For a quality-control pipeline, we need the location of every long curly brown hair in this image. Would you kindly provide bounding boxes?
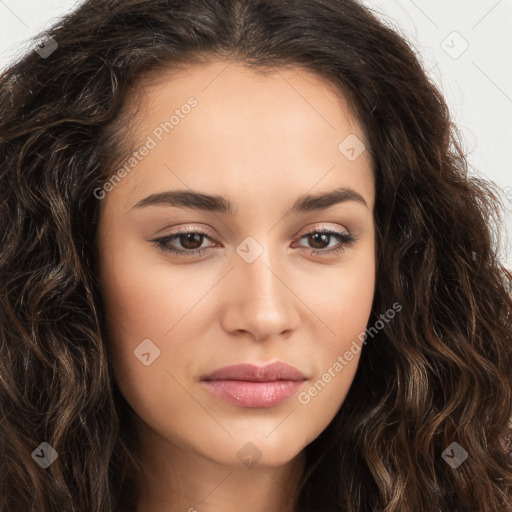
[1,0,511,510]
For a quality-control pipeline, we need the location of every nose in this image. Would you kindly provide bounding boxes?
[219,243,301,343]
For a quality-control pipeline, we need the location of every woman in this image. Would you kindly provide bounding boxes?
[1,0,511,511]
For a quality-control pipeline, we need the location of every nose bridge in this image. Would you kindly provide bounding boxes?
[236,234,285,303]
[225,233,298,337]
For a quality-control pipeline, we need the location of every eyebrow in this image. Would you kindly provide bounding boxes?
[131,186,368,215]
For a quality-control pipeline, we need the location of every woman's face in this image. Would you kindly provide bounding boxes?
[96,60,376,469]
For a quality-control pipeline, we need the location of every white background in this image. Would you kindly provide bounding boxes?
[1,0,511,267]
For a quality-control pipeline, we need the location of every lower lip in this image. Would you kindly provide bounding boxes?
[201,380,304,408]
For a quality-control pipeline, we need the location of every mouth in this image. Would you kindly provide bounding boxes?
[200,362,307,408]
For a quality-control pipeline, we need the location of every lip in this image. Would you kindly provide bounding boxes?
[201,362,307,408]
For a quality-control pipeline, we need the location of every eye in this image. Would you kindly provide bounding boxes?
[151,226,356,257]
[152,228,215,256]
[294,227,356,256]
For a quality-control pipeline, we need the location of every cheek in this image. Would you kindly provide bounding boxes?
[98,241,234,402]
[98,240,181,378]
[99,239,210,341]
[305,242,375,350]
[296,304,371,442]
[98,253,205,431]
[295,249,375,425]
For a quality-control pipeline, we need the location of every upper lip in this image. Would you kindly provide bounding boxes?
[201,362,306,382]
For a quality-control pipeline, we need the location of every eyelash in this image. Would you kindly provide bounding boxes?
[151,227,356,257]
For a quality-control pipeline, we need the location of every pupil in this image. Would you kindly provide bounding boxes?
[310,233,328,249]
[181,233,202,249]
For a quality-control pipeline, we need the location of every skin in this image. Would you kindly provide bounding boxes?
[96,60,376,512]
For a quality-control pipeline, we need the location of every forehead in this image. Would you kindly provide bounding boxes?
[132,59,364,145]
[103,60,374,213]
